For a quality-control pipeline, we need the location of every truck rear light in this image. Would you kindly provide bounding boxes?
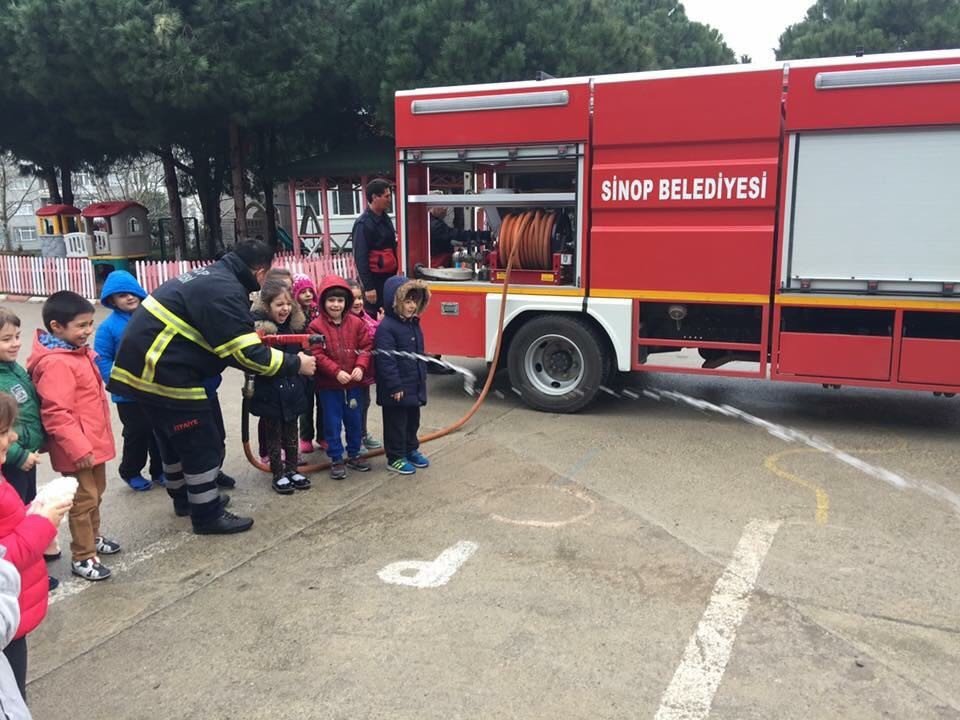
[815,64,960,90]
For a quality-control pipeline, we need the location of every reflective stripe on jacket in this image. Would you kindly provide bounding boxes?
[107,252,300,408]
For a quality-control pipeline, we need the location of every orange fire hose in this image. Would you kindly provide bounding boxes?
[502,209,554,272]
[242,218,525,474]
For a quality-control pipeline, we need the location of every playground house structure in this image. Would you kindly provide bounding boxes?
[60,201,152,275]
[35,204,82,257]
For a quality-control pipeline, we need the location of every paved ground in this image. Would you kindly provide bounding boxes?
[8,301,959,719]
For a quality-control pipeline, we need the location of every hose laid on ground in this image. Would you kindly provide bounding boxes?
[242,217,525,474]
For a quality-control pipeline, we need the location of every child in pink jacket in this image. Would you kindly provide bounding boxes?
[27,291,118,582]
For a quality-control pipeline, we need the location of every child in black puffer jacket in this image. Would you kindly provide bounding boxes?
[249,278,312,494]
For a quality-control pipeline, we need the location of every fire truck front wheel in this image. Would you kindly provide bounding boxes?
[507,315,609,413]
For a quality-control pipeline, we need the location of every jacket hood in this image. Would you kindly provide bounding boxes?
[250,295,305,335]
[317,274,353,312]
[384,276,430,319]
[100,270,147,305]
[26,329,82,374]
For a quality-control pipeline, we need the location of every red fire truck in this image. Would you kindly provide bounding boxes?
[391,49,960,412]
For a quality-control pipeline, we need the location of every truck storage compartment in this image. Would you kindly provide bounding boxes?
[777,307,893,380]
[781,127,960,296]
[419,291,486,357]
[898,310,960,386]
[400,145,581,287]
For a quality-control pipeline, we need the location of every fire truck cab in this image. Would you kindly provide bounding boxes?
[393,50,960,412]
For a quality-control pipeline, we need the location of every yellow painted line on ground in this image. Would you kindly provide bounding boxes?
[764,440,908,525]
[764,449,831,525]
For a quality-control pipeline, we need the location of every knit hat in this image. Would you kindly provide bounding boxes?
[291,273,317,301]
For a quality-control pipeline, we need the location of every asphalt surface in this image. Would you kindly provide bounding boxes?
[7,300,958,719]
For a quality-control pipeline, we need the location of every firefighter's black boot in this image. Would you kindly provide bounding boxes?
[169,486,190,517]
[215,471,236,489]
[193,510,254,535]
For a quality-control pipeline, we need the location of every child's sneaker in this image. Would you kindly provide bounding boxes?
[151,473,167,487]
[406,450,430,468]
[272,475,295,495]
[287,472,312,490]
[387,458,416,475]
[362,434,382,449]
[124,475,152,492]
[330,461,347,481]
[315,439,329,451]
[95,536,121,555]
[346,456,371,472]
[71,558,111,582]
[299,439,314,454]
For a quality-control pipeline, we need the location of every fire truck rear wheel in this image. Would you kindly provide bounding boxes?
[507,315,609,413]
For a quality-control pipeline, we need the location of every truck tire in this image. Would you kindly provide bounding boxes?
[507,315,609,413]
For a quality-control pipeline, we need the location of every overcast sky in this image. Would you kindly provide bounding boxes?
[681,0,815,63]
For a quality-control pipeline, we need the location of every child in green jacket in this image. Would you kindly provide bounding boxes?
[0,307,59,588]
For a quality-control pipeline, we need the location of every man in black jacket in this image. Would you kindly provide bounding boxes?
[352,178,397,316]
[429,204,463,268]
[108,240,316,534]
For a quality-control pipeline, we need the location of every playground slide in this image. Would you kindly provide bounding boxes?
[277,226,294,251]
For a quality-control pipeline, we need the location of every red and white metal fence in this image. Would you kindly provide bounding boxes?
[134,252,357,294]
[272,252,357,287]
[0,255,97,299]
[0,251,357,300]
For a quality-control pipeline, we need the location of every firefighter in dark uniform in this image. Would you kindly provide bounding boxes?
[107,240,317,534]
[352,178,397,317]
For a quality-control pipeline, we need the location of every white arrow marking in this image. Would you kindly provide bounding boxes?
[378,541,478,589]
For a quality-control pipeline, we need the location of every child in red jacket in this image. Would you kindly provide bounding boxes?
[0,391,71,701]
[308,276,372,480]
[27,291,118,582]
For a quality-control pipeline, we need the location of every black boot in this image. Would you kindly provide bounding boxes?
[169,487,188,516]
[215,471,236,489]
[174,494,230,518]
[192,510,254,535]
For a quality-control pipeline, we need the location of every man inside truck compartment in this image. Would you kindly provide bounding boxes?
[352,178,398,316]
[429,201,463,268]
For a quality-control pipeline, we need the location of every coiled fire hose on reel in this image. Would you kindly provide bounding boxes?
[241,213,533,474]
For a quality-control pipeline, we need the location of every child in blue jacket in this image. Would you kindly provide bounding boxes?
[94,270,163,491]
[374,277,431,475]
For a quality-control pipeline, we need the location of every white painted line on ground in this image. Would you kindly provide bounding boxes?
[378,540,478,589]
[49,533,192,605]
[654,519,781,720]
